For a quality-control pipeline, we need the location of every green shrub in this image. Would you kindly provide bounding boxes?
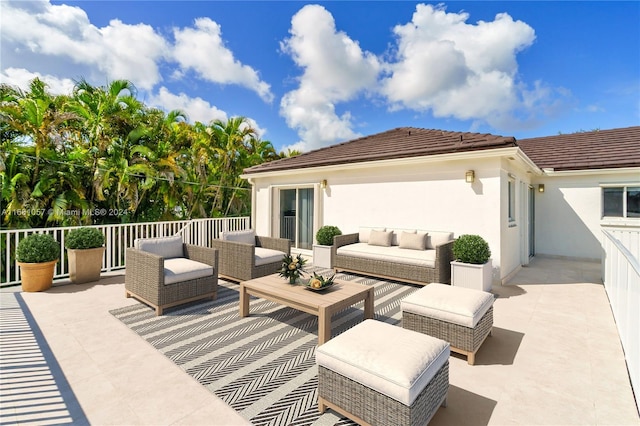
[452,234,491,264]
[315,226,342,246]
[16,234,61,263]
[65,227,105,250]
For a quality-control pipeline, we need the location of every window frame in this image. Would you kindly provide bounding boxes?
[601,184,640,219]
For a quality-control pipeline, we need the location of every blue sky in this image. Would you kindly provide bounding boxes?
[1,1,638,153]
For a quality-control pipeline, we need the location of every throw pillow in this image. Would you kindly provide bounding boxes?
[399,232,427,250]
[368,229,393,247]
[359,227,385,243]
[135,235,184,259]
[222,229,256,245]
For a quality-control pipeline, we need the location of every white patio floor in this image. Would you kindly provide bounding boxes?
[1,257,638,425]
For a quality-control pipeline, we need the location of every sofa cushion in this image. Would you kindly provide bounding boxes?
[401,283,494,328]
[400,232,427,250]
[337,243,436,268]
[390,229,415,246]
[369,229,393,247]
[221,229,256,245]
[135,236,184,259]
[316,319,450,406]
[426,231,454,249]
[254,247,285,266]
[359,227,385,244]
[163,258,214,285]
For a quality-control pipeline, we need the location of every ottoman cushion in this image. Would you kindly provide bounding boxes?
[316,319,449,406]
[401,283,494,328]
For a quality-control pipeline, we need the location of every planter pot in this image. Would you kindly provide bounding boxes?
[68,247,105,284]
[18,260,58,292]
[312,244,333,269]
[451,259,493,292]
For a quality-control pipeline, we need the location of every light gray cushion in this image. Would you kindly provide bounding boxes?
[135,236,184,259]
[401,283,494,328]
[358,227,385,243]
[221,229,256,245]
[400,232,427,250]
[254,247,285,266]
[426,231,454,249]
[368,229,393,247]
[390,229,415,246]
[163,258,213,285]
[316,319,449,406]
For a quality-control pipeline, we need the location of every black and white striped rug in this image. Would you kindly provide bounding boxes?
[110,270,418,426]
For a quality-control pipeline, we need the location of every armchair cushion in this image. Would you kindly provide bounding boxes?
[163,258,214,285]
[255,247,286,266]
[221,229,256,245]
[135,236,184,259]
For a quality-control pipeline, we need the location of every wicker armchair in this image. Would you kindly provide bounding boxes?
[125,236,218,315]
[209,230,291,282]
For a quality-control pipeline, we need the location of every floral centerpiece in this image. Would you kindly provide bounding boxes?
[278,253,307,284]
[303,271,336,291]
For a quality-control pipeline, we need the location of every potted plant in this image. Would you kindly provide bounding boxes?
[313,226,342,269]
[16,233,61,292]
[278,253,308,284]
[450,234,493,292]
[65,227,105,284]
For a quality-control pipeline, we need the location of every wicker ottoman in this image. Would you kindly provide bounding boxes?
[402,283,494,365]
[316,319,449,426]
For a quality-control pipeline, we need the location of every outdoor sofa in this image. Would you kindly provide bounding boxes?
[209,229,291,282]
[333,227,454,285]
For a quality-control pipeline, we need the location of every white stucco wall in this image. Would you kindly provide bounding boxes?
[247,153,536,282]
[534,170,640,261]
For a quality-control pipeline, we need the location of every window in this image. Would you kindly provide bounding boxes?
[603,186,640,218]
[508,177,516,223]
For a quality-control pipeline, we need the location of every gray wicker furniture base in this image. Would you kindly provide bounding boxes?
[125,237,218,316]
[401,283,494,365]
[333,229,454,286]
[209,230,291,282]
[316,319,449,426]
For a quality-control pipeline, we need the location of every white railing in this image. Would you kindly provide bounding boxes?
[602,228,639,411]
[0,217,251,287]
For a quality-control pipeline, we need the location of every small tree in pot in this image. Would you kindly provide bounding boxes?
[313,226,342,269]
[65,227,105,284]
[451,234,493,291]
[17,234,61,292]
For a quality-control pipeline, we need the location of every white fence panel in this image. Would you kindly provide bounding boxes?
[1,217,251,287]
[602,228,639,412]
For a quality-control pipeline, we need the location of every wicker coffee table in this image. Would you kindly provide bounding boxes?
[239,273,374,345]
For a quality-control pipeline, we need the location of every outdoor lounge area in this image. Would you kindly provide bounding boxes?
[1,257,638,425]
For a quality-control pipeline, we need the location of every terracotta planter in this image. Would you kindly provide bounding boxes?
[312,244,333,269]
[18,260,58,292]
[451,259,493,292]
[68,247,105,284]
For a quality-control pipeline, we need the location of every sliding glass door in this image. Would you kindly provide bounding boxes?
[279,188,314,250]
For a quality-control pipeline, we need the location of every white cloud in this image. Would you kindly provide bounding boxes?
[381,4,554,130]
[148,87,228,124]
[1,0,167,90]
[280,4,381,151]
[172,18,274,103]
[1,68,75,95]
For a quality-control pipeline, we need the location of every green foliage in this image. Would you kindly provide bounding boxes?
[0,78,284,229]
[315,225,342,246]
[16,233,60,263]
[452,234,491,264]
[65,227,105,249]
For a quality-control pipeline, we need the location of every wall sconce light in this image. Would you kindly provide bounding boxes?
[538,184,545,193]
[465,170,475,183]
[320,179,327,189]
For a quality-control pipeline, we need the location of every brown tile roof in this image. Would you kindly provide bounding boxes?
[244,127,517,174]
[516,126,640,171]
